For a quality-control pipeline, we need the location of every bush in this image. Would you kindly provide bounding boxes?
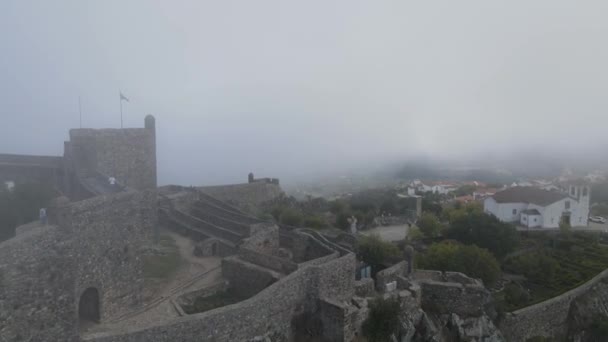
[278,208,303,226]
[362,297,401,342]
[418,212,443,238]
[503,283,530,308]
[407,226,423,242]
[503,252,559,284]
[417,242,501,286]
[588,316,608,341]
[357,234,401,273]
[445,209,518,258]
[302,215,329,229]
[335,211,353,230]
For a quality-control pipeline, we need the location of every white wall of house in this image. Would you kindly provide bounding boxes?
[521,213,542,228]
[484,198,528,223]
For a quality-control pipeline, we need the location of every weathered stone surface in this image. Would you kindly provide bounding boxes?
[500,268,608,341]
[83,254,356,342]
[0,190,156,342]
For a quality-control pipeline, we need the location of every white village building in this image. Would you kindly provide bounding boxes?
[484,184,590,228]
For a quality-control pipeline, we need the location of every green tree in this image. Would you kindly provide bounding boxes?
[302,215,329,229]
[418,212,443,238]
[417,242,501,286]
[445,208,518,258]
[407,226,423,242]
[503,252,559,284]
[362,297,401,342]
[357,234,401,273]
[279,208,303,226]
[335,211,353,230]
[329,200,348,214]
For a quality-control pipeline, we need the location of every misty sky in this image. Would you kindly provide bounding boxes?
[1,1,607,185]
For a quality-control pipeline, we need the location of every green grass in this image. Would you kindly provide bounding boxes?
[501,235,608,311]
[143,235,182,279]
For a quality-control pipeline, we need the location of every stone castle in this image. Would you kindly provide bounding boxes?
[1,117,608,341]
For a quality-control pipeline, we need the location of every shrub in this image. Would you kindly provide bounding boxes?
[357,234,401,273]
[362,297,401,342]
[503,252,559,284]
[418,212,443,238]
[279,208,303,226]
[445,209,518,258]
[417,242,501,286]
[302,215,329,229]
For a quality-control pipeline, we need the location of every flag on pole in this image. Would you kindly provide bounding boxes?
[120,91,129,102]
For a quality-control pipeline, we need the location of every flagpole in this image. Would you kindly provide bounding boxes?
[119,91,123,128]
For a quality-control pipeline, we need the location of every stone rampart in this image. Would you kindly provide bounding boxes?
[500,268,608,341]
[237,248,298,275]
[0,190,156,342]
[67,126,156,191]
[199,182,284,213]
[240,223,279,254]
[63,190,157,320]
[84,253,356,342]
[222,257,282,298]
[0,226,79,342]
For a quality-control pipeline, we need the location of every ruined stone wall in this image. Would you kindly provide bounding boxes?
[0,190,156,342]
[376,261,408,291]
[199,182,284,214]
[282,231,335,263]
[62,190,156,320]
[500,268,608,341]
[68,127,156,190]
[241,223,279,255]
[84,253,356,342]
[222,257,282,298]
[0,227,79,342]
[237,248,298,275]
[419,279,490,317]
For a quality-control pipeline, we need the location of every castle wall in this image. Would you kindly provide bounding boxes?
[84,253,356,342]
[0,190,155,341]
[62,190,157,320]
[500,267,608,341]
[240,223,279,254]
[68,128,156,191]
[199,182,284,213]
[0,227,79,342]
[0,153,63,189]
[419,279,490,317]
[222,257,281,298]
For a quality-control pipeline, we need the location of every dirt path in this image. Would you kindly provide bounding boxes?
[84,230,223,336]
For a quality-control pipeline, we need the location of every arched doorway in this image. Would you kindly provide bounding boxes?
[79,287,100,324]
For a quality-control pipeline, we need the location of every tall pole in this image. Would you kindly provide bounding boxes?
[78,96,82,128]
[119,92,123,129]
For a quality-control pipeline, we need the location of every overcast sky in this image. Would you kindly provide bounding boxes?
[1,1,607,185]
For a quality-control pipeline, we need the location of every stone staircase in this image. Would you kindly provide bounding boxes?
[160,191,265,250]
